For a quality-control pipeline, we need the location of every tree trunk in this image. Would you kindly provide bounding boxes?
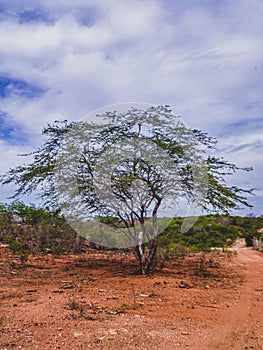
[143,209,159,274]
[135,242,145,274]
[135,208,160,275]
[144,236,158,274]
[135,237,158,275]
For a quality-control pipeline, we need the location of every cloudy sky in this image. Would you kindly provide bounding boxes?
[0,0,262,216]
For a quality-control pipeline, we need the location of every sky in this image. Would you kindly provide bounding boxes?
[0,0,262,216]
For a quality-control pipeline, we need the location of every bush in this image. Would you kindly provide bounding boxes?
[169,243,189,258]
[4,235,31,262]
[1,202,84,257]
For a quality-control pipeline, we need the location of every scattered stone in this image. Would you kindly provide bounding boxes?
[204,305,219,309]
[60,284,74,290]
[153,281,161,286]
[106,296,118,300]
[97,336,105,341]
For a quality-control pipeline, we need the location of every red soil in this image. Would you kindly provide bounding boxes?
[0,243,263,349]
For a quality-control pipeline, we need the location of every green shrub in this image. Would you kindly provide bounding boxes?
[169,243,189,258]
[4,235,31,262]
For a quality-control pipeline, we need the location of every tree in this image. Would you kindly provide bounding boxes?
[0,105,253,274]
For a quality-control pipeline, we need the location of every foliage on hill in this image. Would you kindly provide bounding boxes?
[0,202,82,261]
[1,202,262,263]
[158,215,263,258]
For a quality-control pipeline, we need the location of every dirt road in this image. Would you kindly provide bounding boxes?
[0,246,263,349]
[188,245,263,349]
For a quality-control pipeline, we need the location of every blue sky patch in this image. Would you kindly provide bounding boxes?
[0,76,46,99]
[18,8,53,24]
[0,3,53,24]
[226,117,263,132]
[0,3,100,26]
[0,111,29,145]
[75,6,102,27]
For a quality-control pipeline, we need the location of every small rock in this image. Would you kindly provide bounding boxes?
[179,281,192,289]
[181,331,189,335]
[60,284,74,289]
[153,281,161,286]
[74,332,84,337]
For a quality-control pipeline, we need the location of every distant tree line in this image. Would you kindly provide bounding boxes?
[157,214,263,259]
[0,202,83,261]
[1,202,262,263]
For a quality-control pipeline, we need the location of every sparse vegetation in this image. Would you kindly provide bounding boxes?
[1,201,262,267]
[0,202,84,262]
[155,214,263,267]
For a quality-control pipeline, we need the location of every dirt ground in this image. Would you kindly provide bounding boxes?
[1,242,263,350]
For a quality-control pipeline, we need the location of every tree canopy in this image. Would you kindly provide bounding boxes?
[0,105,253,273]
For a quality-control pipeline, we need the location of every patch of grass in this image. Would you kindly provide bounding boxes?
[67,296,83,311]
[119,303,130,313]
